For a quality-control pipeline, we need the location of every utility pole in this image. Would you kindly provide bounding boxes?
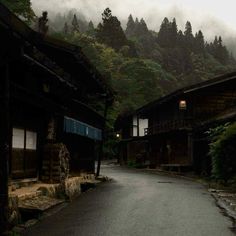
[0,63,10,235]
[96,98,109,177]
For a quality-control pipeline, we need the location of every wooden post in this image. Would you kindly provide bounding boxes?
[96,99,109,177]
[0,63,10,235]
[188,132,194,165]
[137,116,140,137]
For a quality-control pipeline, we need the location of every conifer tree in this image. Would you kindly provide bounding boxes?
[38,11,49,35]
[135,17,139,24]
[217,36,229,64]
[139,18,149,35]
[213,36,218,48]
[157,17,172,48]
[194,30,205,53]
[96,8,128,51]
[87,21,95,37]
[170,18,178,47]
[177,30,185,48]
[207,36,230,64]
[184,21,194,51]
[72,14,79,33]
[134,17,140,34]
[125,14,135,38]
[63,22,69,35]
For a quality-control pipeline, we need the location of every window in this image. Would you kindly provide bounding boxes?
[12,128,24,148]
[26,131,37,150]
[139,119,148,137]
[12,128,37,150]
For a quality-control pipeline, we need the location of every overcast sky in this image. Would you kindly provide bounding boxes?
[31,0,236,40]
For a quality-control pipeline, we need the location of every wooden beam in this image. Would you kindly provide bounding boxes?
[0,64,10,235]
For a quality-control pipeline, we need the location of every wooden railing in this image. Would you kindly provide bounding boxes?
[144,119,193,135]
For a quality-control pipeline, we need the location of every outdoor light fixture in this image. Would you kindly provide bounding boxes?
[179,100,187,110]
[116,133,120,138]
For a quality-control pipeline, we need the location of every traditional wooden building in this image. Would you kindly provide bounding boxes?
[0,3,113,184]
[116,72,236,173]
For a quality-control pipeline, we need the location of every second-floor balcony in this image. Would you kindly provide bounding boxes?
[144,119,193,135]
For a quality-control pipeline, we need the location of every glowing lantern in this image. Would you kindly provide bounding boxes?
[179,100,187,110]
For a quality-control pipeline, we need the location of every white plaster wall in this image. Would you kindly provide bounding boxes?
[132,116,148,137]
[139,119,148,136]
[133,116,138,136]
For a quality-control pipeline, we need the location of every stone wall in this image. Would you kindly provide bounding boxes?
[8,195,21,226]
[42,143,70,183]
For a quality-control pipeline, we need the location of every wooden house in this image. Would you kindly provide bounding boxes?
[116,72,236,173]
[0,3,113,184]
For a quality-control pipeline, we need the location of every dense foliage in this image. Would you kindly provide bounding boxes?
[125,16,236,86]
[96,8,127,51]
[65,32,175,116]
[49,8,236,158]
[1,0,35,23]
[50,8,236,116]
[4,2,236,159]
[208,123,236,182]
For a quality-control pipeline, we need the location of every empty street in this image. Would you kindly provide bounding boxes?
[22,163,235,236]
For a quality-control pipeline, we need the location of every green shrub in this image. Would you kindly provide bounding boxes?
[127,159,146,168]
[208,122,236,182]
[127,160,136,167]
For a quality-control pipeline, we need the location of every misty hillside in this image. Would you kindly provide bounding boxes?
[48,8,236,116]
[3,1,236,117]
[2,0,236,160]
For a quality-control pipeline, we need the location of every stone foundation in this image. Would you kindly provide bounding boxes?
[42,143,70,183]
[64,177,82,200]
[8,174,98,228]
[9,195,21,226]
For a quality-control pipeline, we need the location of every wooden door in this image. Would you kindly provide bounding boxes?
[11,128,38,179]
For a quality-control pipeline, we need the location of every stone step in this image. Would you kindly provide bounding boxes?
[19,196,65,213]
[17,190,43,201]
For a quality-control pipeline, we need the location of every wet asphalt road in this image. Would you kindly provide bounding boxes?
[23,163,235,236]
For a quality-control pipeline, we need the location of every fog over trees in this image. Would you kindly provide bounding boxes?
[3,0,236,171]
[4,1,236,116]
[30,0,236,57]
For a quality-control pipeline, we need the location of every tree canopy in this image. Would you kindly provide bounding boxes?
[49,9,236,117]
[96,8,128,51]
[4,4,236,158]
[1,0,35,23]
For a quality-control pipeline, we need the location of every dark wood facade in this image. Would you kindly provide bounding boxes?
[0,3,113,182]
[116,72,236,173]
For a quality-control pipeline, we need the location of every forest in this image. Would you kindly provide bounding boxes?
[48,8,236,116]
[4,1,236,114]
[3,1,236,157]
